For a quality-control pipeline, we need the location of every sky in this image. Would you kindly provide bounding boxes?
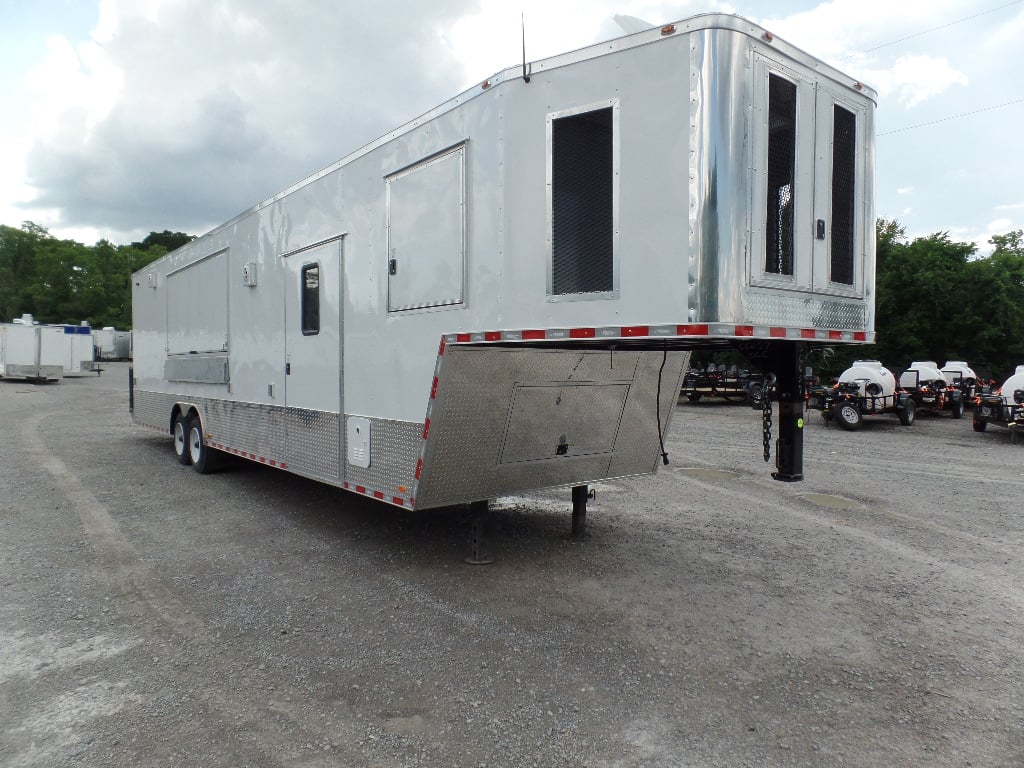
[1,0,1022,253]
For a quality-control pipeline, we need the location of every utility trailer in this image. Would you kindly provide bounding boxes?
[898,361,965,419]
[681,364,765,407]
[131,13,876,528]
[973,365,1024,442]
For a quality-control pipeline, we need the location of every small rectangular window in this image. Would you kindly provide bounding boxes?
[830,105,856,285]
[551,106,614,295]
[765,74,797,276]
[301,263,320,335]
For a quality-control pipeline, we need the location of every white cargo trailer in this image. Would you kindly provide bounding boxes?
[0,322,63,381]
[40,324,97,376]
[131,14,877,520]
[94,327,117,360]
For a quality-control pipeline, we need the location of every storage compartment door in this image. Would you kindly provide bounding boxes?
[386,145,466,312]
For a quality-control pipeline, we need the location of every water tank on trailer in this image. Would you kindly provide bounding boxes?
[838,360,896,398]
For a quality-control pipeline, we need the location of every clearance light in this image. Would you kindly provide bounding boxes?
[763,31,774,43]
[481,80,491,90]
[661,24,676,36]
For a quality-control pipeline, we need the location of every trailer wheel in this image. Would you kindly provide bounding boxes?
[898,397,916,426]
[951,398,964,419]
[832,402,862,431]
[973,416,987,432]
[686,393,702,402]
[747,382,765,410]
[173,413,191,465]
[187,415,219,474]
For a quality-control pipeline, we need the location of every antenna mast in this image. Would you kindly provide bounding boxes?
[522,13,531,83]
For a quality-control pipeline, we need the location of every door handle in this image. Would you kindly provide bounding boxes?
[286,363,291,375]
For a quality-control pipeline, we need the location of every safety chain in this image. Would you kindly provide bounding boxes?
[761,375,773,462]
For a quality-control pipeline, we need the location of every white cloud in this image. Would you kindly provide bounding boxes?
[897,187,913,195]
[19,0,477,237]
[858,54,967,108]
[995,202,1024,211]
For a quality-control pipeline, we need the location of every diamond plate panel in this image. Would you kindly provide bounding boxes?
[344,417,422,499]
[742,292,868,330]
[414,347,689,509]
[133,391,340,484]
[133,389,177,431]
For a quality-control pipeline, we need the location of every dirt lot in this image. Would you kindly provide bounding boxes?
[2,363,1022,767]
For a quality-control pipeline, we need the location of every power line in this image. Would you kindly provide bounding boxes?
[845,0,1023,58]
[878,97,1024,136]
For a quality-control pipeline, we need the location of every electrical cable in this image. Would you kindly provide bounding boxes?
[878,97,1024,135]
[656,346,669,465]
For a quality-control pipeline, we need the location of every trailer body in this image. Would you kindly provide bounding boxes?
[94,327,133,360]
[0,323,63,381]
[40,325,96,376]
[132,13,877,506]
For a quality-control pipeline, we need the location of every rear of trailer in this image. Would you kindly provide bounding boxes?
[41,325,97,376]
[131,13,876,512]
[0,323,63,382]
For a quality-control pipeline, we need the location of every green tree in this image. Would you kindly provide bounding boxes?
[132,230,193,252]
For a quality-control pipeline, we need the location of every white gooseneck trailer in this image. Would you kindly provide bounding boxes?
[131,14,876,514]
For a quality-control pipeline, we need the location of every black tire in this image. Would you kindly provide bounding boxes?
[187,414,219,474]
[686,393,702,402]
[898,397,916,426]
[973,416,987,432]
[951,397,964,420]
[173,413,191,465]
[832,401,862,431]
[747,382,765,410]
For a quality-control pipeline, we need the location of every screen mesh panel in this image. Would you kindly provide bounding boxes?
[830,105,856,285]
[552,107,613,295]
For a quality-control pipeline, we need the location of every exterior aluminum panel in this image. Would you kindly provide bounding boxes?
[343,418,422,502]
[414,346,689,509]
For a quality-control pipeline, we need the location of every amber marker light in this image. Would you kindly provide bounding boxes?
[763,31,774,42]
[661,24,676,36]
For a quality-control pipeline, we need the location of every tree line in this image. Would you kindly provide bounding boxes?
[0,223,192,330]
[1,219,1022,381]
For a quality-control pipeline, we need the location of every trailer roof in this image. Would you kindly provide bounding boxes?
[188,12,876,247]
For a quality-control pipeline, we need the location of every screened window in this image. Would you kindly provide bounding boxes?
[765,74,797,276]
[830,105,856,285]
[301,263,320,335]
[551,106,614,295]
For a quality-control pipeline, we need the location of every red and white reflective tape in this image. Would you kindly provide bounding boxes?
[343,482,412,508]
[207,440,288,469]
[134,419,168,433]
[443,323,872,344]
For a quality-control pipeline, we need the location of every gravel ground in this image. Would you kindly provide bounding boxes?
[1,363,1022,767]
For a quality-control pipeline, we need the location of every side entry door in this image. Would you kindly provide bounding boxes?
[282,236,343,479]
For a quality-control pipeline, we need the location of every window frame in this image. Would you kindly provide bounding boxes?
[300,261,321,336]
[545,98,621,302]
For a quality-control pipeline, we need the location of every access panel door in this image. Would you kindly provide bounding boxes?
[811,83,870,297]
[283,238,342,412]
[750,55,870,298]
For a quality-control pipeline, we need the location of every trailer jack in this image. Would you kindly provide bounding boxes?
[737,341,805,482]
[465,500,494,565]
[571,484,595,539]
